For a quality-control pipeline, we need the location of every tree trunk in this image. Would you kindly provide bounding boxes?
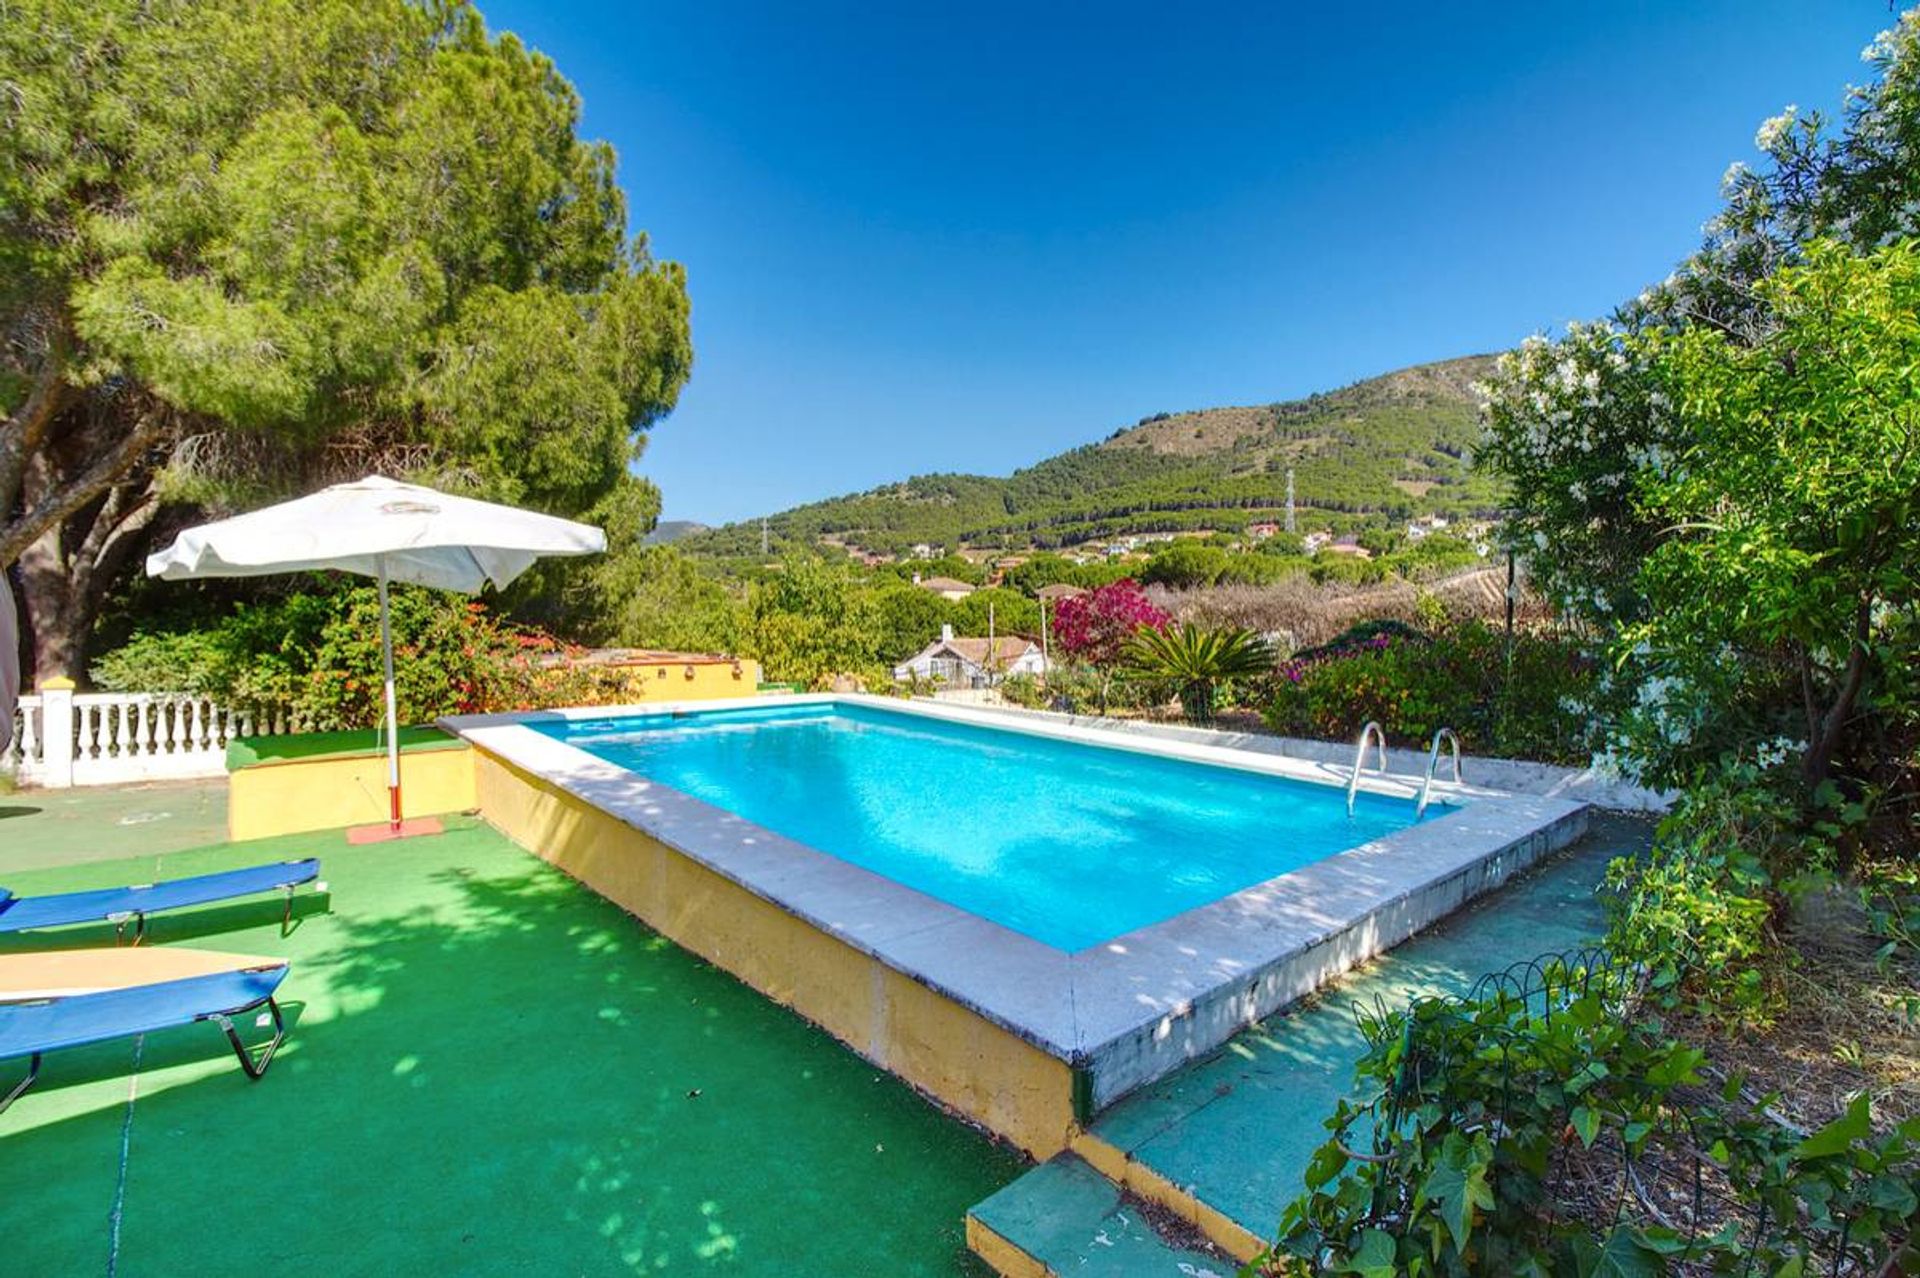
[14,461,163,686]
[17,528,89,682]
[1800,598,1874,791]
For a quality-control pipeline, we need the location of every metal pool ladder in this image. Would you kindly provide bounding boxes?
[1416,727,1463,818]
[1346,721,1388,816]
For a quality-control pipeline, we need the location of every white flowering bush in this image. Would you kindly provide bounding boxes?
[1640,11,1920,341]
[1477,322,1677,629]
[1630,241,1920,788]
[1487,242,1920,790]
[1478,13,1920,792]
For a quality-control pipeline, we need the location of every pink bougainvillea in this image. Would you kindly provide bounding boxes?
[1050,579,1169,668]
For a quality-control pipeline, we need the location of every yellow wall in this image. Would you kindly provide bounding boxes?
[591,657,762,703]
[1070,1129,1266,1261]
[473,748,1080,1156]
[963,1218,1051,1278]
[229,746,477,842]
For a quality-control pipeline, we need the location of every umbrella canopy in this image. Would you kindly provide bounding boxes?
[146,474,604,592]
[146,475,606,840]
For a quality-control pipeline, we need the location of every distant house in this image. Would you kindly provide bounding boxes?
[1246,522,1281,539]
[908,543,942,560]
[912,574,975,600]
[1322,536,1372,559]
[1302,530,1333,553]
[1034,583,1088,603]
[894,625,1051,685]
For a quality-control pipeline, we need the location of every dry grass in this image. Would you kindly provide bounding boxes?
[1150,567,1553,649]
[1698,896,1920,1136]
[1592,897,1916,1272]
[1103,404,1277,457]
[1545,908,1917,1275]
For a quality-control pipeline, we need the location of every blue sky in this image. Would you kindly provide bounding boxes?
[479,2,1890,526]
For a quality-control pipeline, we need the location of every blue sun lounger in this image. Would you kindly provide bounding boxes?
[0,859,321,943]
[0,963,290,1113]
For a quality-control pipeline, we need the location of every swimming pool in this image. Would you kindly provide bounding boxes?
[536,702,1453,951]
[447,694,1588,1154]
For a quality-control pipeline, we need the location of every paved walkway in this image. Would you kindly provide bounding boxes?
[969,815,1652,1274]
[0,778,229,873]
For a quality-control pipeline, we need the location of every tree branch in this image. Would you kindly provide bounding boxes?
[0,414,170,569]
[88,486,164,599]
[0,318,70,517]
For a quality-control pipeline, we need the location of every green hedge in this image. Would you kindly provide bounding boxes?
[1260,621,1597,764]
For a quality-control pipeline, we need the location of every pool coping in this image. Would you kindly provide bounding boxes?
[443,695,1588,1113]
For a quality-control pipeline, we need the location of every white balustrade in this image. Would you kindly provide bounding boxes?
[3,687,283,788]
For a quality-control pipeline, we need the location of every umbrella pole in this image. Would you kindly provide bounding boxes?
[377,555,402,832]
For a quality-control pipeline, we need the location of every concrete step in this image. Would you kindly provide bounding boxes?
[966,1153,1239,1278]
[966,814,1652,1274]
[1070,815,1646,1262]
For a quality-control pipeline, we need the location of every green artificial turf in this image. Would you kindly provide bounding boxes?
[224,725,463,771]
[0,815,1024,1275]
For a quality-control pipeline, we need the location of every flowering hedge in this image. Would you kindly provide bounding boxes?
[93,584,636,731]
[1049,579,1170,712]
[1261,622,1598,763]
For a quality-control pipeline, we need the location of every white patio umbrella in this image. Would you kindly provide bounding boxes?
[146,475,606,840]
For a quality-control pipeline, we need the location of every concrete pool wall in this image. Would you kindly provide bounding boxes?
[471,747,1080,1155]
[447,695,1589,1156]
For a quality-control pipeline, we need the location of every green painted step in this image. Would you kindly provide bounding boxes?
[1078,814,1651,1252]
[968,1153,1237,1277]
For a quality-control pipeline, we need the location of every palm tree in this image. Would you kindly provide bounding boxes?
[1123,623,1276,725]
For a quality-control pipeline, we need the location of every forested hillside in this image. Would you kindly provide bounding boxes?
[683,355,1501,558]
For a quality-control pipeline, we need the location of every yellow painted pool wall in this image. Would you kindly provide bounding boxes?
[594,658,763,702]
[473,748,1079,1157]
[228,747,478,841]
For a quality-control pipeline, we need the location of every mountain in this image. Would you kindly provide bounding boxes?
[644,519,712,545]
[682,355,1501,559]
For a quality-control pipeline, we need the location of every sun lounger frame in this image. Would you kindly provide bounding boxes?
[0,859,321,944]
[0,965,288,1115]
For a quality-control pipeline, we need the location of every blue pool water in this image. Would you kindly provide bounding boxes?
[536,703,1453,952]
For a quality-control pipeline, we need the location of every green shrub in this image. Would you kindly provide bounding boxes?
[1121,623,1274,725]
[1602,756,1809,1028]
[1604,838,1780,1028]
[1264,952,1920,1275]
[999,673,1048,709]
[1260,621,1596,763]
[91,629,235,697]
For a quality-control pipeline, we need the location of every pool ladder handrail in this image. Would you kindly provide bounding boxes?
[1416,727,1463,818]
[1345,721,1388,816]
